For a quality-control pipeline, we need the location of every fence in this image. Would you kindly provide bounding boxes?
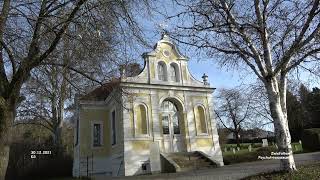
[79,153,94,177]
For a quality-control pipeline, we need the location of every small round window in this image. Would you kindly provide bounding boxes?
[163,50,170,57]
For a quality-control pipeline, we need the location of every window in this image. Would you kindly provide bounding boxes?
[75,119,79,146]
[162,115,169,134]
[172,113,180,134]
[170,64,179,82]
[111,110,116,145]
[135,104,148,135]
[195,106,207,134]
[93,123,102,147]
[158,62,167,81]
[161,100,180,135]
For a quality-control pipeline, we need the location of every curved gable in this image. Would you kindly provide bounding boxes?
[122,33,211,88]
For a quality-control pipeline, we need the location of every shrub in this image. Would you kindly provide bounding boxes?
[227,137,275,144]
[251,143,262,148]
[302,128,320,152]
[255,147,277,155]
[223,151,256,165]
[24,154,73,179]
[239,144,250,149]
[6,138,73,180]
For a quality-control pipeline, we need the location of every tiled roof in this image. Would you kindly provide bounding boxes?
[80,79,120,101]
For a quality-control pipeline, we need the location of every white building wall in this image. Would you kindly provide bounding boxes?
[75,34,224,177]
[123,140,151,176]
[195,93,224,166]
[150,90,163,149]
[73,97,126,178]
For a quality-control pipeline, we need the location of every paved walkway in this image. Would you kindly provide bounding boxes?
[95,152,320,180]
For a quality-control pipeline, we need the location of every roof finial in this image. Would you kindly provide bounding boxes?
[202,73,209,85]
[161,30,170,41]
[158,21,170,40]
[119,64,126,79]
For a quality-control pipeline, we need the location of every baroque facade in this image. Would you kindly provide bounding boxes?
[73,34,224,177]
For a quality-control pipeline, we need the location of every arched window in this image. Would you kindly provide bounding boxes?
[195,106,207,134]
[158,62,167,81]
[135,104,148,135]
[169,64,179,82]
[161,100,180,134]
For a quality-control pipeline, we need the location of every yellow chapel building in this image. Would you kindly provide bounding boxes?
[73,34,224,177]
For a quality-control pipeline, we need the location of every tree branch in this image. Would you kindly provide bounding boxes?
[0,40,16,73]
[274,0,320,75]
[220,0,267,78]
[286,47,320,73]
[214,109,234,132]
[254,0,273,74]
[36,0,87,65]
[40,62,102,85]
[0,0,11,90]
[13,121,54,133]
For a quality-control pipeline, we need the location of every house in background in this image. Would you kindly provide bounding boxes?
[223,128,274,141]
[243,128,274,140]
[72,33,224,177]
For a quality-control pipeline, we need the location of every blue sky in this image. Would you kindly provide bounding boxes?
[188,60,253,89]
[133,2,254,89]
[133,1,319,90]
[136,30,319,90]
[132,1,319,132]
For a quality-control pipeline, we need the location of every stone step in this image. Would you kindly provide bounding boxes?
[174,160,213,168]
[169,155,203,161]
[171,158,205,163]
[168,154,199,157]
[165,151,217,172]
[179,165,214,172]
[168,152,202,157]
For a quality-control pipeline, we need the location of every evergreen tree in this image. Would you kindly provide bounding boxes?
[286,91,304,141]
[298,84,320,128]
[307,88,320,128]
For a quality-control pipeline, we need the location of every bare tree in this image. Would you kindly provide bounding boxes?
[0,0,150,178]
[215,88,253,147]
[0,1,88,178]
[249,82,274,128]
[170,0,320,171]
[15,17,118,147]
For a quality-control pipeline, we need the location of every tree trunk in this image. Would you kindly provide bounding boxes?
[0,97,14,180]
[52,36,69,149]
[0,145,9,180]
[235,131,240,147]
[53,123,64,147]
[265,79,296,171]
[53,126,63,155]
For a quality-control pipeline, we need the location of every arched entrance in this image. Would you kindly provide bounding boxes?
[160,99,186,152]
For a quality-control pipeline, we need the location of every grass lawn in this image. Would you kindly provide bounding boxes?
[222,142,303,155]
[222,142,304,165]
[223,142,302,152]
[243,163,320,180]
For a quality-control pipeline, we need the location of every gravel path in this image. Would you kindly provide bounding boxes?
[95,152,320,180]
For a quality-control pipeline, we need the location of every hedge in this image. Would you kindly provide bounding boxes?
[6,140,73,180]
[301,128,320,152]
[227,137,275,144]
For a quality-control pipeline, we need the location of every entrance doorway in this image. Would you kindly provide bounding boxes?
[161,100,185,152]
